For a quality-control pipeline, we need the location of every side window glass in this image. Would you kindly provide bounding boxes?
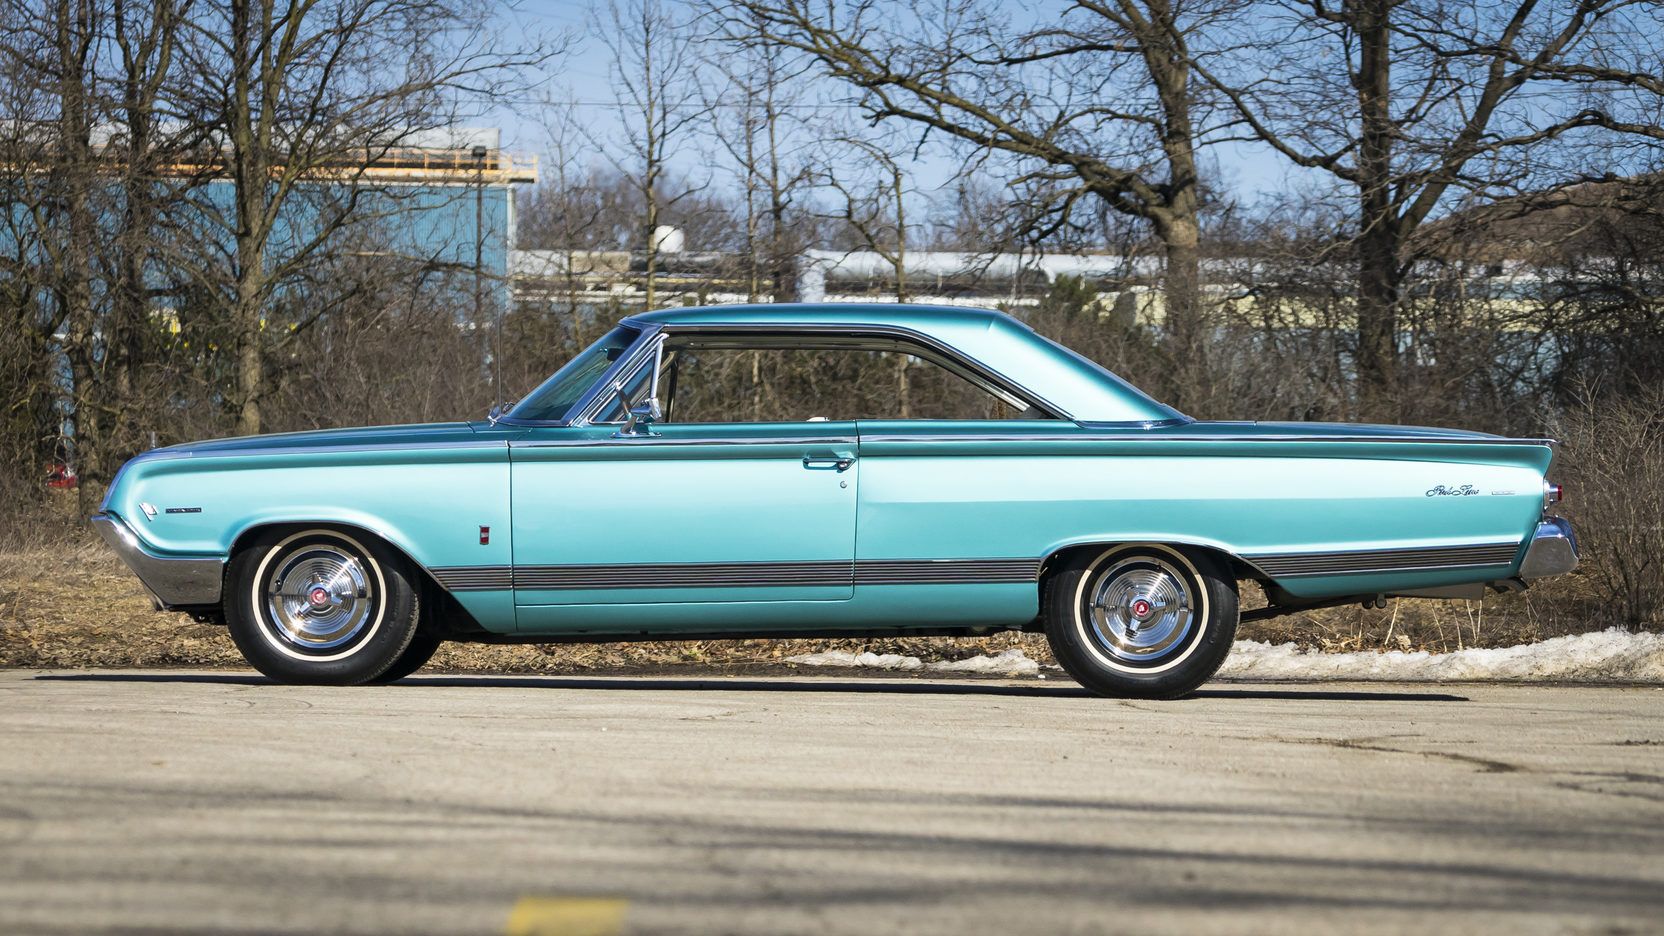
[663,346,1043,424]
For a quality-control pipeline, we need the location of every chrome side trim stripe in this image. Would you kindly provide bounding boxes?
[859,433,1554,446]
[434,542,1522,592]
[516,560,852,590]
[429,558,1043,591]
[512,435,857,450]
[1245,542,1521,578]
[429,565,513,591]
[855,558,1040,584]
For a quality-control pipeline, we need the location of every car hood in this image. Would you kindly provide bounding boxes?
[146,422,481,458]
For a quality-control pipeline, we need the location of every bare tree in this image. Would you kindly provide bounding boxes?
[1195,0,1664,416]
[30,0,105,512]
[717,0,1236,401]
[174,0,551,435]
[821,136,911,303]
[101,0,194,468]
[0,1,75,493]
[594,0,709,310]
[532,100,608,342]
[700,31,816,301]
[819,134,914,412]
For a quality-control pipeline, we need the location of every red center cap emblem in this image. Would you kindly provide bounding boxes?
[1131,598,1152,618]
[308,587,331,607]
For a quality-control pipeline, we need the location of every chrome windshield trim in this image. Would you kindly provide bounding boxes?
[494,323,660,428]
[570,331,668,427]
[91,512,225,607]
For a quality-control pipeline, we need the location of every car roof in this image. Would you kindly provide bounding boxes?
[621,302,1183,425]
[623,302,1030,331]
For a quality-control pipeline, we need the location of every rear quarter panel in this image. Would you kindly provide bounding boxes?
[857,422,1552,602]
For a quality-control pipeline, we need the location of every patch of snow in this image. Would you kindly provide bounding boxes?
[928,648,1041,677]
[1219,628,1664,683]
[787,647,1039,676]
[786,630,1664,683]
[787,650,923,671]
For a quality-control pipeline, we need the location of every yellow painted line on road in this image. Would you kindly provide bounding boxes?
[505,896,628,936]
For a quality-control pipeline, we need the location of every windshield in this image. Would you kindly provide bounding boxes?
[505,324,641,422]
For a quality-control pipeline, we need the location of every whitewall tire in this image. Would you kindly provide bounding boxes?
[225,528,421,685]
[1044,544,1238,699]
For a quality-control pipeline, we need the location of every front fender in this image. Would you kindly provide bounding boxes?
[101,446,513,582]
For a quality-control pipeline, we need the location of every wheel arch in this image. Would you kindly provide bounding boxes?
[226,519,483,635]
[1037,538,1264,591]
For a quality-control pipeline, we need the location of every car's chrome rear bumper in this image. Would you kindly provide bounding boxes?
[1519,517,1578,579]
[90,512,225,608]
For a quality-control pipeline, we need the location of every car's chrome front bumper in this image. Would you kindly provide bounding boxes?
[1519,517,1578,579]
[90,512,225,608]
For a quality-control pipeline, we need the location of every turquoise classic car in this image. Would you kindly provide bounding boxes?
[93,303,1578,697]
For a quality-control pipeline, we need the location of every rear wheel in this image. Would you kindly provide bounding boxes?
[225,528,420,685]
[1043,544,1237,699]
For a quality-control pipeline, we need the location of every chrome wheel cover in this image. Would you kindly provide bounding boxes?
[263,545,374,651]
[1086,556,1196,664]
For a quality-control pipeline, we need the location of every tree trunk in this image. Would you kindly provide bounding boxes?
[1352,0,1399,419]
[1355,219,1401,419]
[235,235,266,436]
[53,0,102,512]
[1150,210,1205,411]
[644,196,658,309]
[229,0,267,437]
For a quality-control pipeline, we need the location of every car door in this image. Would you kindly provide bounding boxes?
[508,420,859,617]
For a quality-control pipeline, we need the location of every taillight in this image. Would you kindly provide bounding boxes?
[1543,481,1563,510]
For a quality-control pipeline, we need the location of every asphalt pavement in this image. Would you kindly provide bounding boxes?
[1,669,1661,935]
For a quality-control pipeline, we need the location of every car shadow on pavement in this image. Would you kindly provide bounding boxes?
[32,672,1469,702]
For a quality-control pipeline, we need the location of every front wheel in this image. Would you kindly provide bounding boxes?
[225,528,421,685]
[1043,544,1238,699]
[367,625,444,683]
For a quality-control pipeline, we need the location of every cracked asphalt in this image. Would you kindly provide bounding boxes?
[1,669,1662,935]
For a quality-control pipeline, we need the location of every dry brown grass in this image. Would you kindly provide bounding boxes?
[0,538,1053,673]
[0,530,1611,673]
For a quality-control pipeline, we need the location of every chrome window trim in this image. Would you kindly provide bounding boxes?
[612,320,1073,423]
[572,331,669,427]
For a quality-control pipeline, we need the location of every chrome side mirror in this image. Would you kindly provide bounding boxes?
[620,397,661,436]
[487,399,516,426]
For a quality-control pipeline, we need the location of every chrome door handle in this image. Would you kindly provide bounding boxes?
[803,455,855,472]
